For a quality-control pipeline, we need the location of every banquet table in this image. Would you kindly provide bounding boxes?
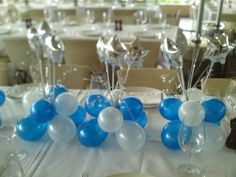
[1,88,236,177]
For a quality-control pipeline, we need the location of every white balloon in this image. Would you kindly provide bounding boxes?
[22,88,42,114]
[115,121,145,151]
[98,107,123,132]
[48,115,76,143]
[202,123,226,153]
[186,88,204,102]
[54,93,78,116]
[178,101,205,127]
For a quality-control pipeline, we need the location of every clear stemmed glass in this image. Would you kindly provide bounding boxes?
[0,155,24,177]
[225,78,236,117]
[0,122,24,177]
[176,121,205,177]
[0,106,27,161]
[86,9,95,24]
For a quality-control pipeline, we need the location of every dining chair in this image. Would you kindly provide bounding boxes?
[141,41,161,67]
[21,9,44,22]
[3,37,31,71]
[62,38,105,73]
[0,62,9,86]
[112,16,137,25]
[55,64,92,89]
[117,68,180,92]
[3,37,32,84]
[112,9,137,17]
[201,78,231,97]
[64,15,89,25]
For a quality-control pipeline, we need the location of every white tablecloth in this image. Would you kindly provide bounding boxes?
[1,89,236,177]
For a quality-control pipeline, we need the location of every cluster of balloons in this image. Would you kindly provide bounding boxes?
[81,92,147,151]
[17,84,86,143]
[17,86,148,151]
[160,88,226,151]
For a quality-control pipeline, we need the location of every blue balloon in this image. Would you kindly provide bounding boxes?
[77,119,108,148]
[31,99,56,123]
[161,120,181,150]
[159,98,182,121]
[69,105,86,126]
[118,97,143,121]
[202,98,226,123]
[135,111,148,128]
[84,94,110,117]
[16,116,47,141]
[47,84,68,98]
[0,90,6,107]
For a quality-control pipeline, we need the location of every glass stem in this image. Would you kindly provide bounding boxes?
[187,151,192,168]
[8,139,24,175]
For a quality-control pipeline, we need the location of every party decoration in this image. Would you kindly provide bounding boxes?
[0,90,6,107]
[96,35,110,63]
[78,119,108,148]
[84,94,111,117]
[47,84,68,98]
[38,20,53,43]
[161,120,181,150]
[16,116,47,141]
[160,98,182,121]
[105,35,127,66]
[125,38,149,68]
[45,34,65,64]
[178,101,205,127]
[202,123,226,153]
[202,98,226,123]
[69,105,86,126]
[119,97,143,121]
[115,121,145,151]
[48,115,76,143]
[98,107,123,133]
[161,38,186,94]
[31,99,56,123]
[22,88,42,113]
[54,92,78,116]
[135,111,148,128]
[186,88,204,102]
[27,27,41,54]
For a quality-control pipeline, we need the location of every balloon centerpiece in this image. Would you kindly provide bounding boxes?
[11,30,150,152]
[159,29,233,152]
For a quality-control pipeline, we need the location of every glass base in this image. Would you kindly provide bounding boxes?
[176,163,202,177]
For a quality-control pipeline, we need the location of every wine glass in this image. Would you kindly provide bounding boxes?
[225,78,236,116]
[176,121,205,177]
[0,155,24,177]
[0,103,27,161]
[86,9,95,24]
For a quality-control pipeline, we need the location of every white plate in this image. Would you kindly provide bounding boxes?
[126,87,162,108]
[80,29,101,37]
[106,172,154,177]
[5,83,35,100]
[134,31,156,38]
